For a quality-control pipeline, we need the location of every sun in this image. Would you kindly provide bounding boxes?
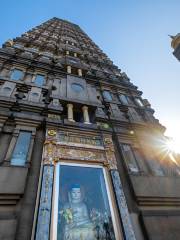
[165,138,180,154]
[164,124,180,154]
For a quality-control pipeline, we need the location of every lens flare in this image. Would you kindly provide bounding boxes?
[165,138,180,154]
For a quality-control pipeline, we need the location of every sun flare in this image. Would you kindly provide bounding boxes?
[165,138,180,154]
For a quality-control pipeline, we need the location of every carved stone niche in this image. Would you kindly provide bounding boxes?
[1,47,16,55]
[24,73,33,83]
[128,107,143,123]
[66,75,100,104]
[66,75,88,101]
[0,81,16,97]
[0,66,11,78]
[20,51,33,59]
[38,56,52,64]
[95,107,107,119]
[110,103,128,121]
[87,84,100,104]
[46,43,55,51]
[54,60,63,68]
[51,78,63,98]
[3,39,14,47]
[34,39,41,45]
[48,98,63,111]
[145,110,158,124]
[28,87,42,102]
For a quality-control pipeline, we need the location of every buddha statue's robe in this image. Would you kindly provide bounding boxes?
[63,202,95,240]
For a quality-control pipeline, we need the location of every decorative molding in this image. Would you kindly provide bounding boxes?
[57,132,103,147]
[35,165,54,240]
[47,129,57,137]
[56,145,105,162]
[44,129,118,169]
[103,135,118,169]
[0,115,9,132]
[43,140,57,165]
[111,170,136,240]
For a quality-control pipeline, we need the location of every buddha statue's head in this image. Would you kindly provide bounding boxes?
[69,184,82,203]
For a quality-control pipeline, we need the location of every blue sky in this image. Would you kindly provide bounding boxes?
[0,0,180,146]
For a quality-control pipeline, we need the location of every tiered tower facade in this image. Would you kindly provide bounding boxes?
[0,18,180,240]
[171,33,180,61]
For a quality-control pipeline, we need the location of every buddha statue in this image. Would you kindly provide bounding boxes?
[62,184,95,240]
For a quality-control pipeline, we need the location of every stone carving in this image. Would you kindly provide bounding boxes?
[36,165,54,240]
[97,122,111,129]
[57,132,103,147]
[47,129,57,136]
[44,130,119,169]
[43,140,57,165]
[62,185,95,240]
[111,170,136,240]
[103,136,117,169]
[57,146,105,162]
[47,113,61,120]
[37,130,126,239]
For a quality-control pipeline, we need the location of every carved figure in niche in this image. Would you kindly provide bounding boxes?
[60,184,115,240]
[61,184,95,240]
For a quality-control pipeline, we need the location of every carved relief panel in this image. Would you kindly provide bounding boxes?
[43,129,117,170]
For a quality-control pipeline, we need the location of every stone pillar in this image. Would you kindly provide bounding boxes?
[78,68,82,77]
[0,115,9,132]
[67,65,71,74]
[82,106,90,124]
[67,103,74,122]
[35,164,54,240]
[111,170,136,240]
[35,133,57,240]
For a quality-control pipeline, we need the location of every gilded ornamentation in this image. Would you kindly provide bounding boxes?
[104,137,112,144]
[57,147,105,162]
[48,114,61,120]
[43,130,118,169]
[6,39,14,47]
[103,135,117,170]
[97,122,110,129]
[43,140,57,165]
[57,132,103,147]
[48,129,57,136]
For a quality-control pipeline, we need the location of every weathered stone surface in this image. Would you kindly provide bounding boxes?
[142,213,180,240]
[130,175,180,198]
[0,219,17,240]
[111,170,136,240]
[0,167,28,194]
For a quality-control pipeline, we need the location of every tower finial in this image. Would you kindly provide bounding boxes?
[168,34,175,39]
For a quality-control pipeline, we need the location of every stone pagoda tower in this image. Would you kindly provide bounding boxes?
[171,33,180,61]
[0,17,179,240]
